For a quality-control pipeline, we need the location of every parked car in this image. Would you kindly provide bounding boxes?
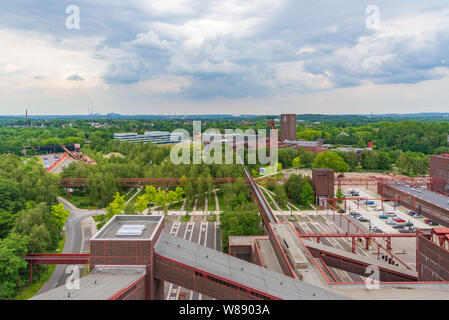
[407,211,416,216]
[386,220,396,225]
[393,223,406,229]
[374,207,383,211]
[394,218,406,223]
[386,212,396,217]
[365,201,375,205]
[412,213,423,218]
[428,221,439,226]
[370,226,383,233]
[350,212,361,217]
[338,209,346,213]
[357,217,369,222]
[403,221,413,227]
[399,228,416,233]
[379,215,388,219]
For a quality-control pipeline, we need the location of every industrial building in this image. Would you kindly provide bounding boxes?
[113,131,183,144]
[430,154,449,194]
[283,140,328,153]
[417,228,449,281]
[312,168,335,206]
[280,114,297,142]
[31,215,346,300]
[378,182,449,227]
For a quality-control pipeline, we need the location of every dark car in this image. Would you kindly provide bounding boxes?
[338,209,346,213]
[399,228,415,233]
[393,223,406,229]
[428,221,439,226]
[350,212,361,217]
[403,221,413,227]
[357,217,369,222]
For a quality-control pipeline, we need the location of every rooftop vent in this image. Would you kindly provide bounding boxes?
[116,224,146,236]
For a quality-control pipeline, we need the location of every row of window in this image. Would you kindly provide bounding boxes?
[194,271,272,300]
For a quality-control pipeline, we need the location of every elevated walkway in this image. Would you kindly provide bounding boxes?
[302,239,418,282]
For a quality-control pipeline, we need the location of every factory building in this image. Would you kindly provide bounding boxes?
[378,182,449,227]
[280,114,297,142]
[312,168,335,206]
[430,154,449,194]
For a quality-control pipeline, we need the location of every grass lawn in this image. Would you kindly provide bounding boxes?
[14,236,66,300]
[181,214,191,222]
[208,195,216,211]
[261,189,276,209]
[168,200,183,210]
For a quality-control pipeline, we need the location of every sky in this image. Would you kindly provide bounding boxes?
[1,0,449,115]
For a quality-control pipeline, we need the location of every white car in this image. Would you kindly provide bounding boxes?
[386,220,395,225]
[374,207,383,211]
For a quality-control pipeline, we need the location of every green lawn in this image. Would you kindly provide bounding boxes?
[181,214,191,222]
[14,236,66,300]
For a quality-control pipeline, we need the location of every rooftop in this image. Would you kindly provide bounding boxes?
[154,232,346,300]
[92,215,163,240]
[386,183,449,212]
[30,266,146,300]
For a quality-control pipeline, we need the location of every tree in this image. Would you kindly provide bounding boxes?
[313,151,349,173]
[50,203,70,231]
[219,209,263,253]
[274,185,288,208]
[292,156,302,173]
[12,203,59,253]
[0,233,29,299]
[300,183,315,207]
[335,189,345,204]
[94,192,126,229]
[285,174,305,205]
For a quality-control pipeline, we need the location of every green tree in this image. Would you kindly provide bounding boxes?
[0,233,29,299]
[94,192,126,229]
[219,209,263,253]
[292,156,302,173]
[313,151,349,173]
[50,203,70,231]
[300,183,315,207]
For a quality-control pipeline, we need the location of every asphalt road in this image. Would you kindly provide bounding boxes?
[37,197,104,294]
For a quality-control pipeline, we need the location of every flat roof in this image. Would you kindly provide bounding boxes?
[229,235,268,246]
[30,266,146,300]
[271,223,309,269]
[154,232,346,300]
[255,239,283,274]
[385,183,449,212]
[92,215,163,240]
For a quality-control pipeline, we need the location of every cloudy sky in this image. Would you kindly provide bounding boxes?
[1,0,449,115]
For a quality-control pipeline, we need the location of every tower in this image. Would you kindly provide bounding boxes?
[280,114,296,141]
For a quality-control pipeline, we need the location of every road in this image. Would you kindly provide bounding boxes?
[37,197,104,294]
